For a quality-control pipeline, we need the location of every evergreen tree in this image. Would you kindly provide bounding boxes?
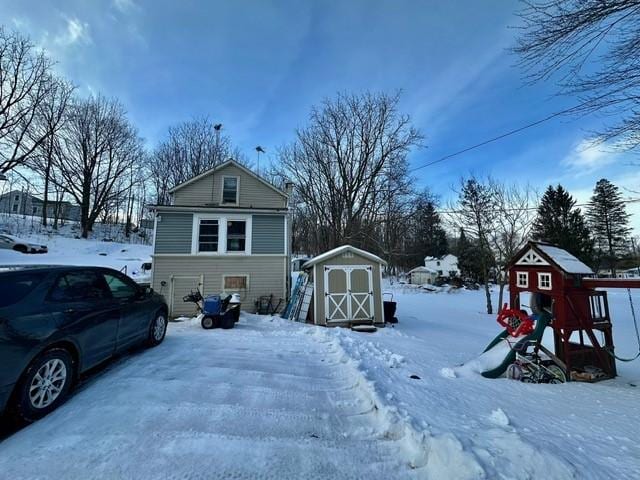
[455,228,483,281]
[531,185,593,263]
[410,192,447,266]
[587,179,631,276]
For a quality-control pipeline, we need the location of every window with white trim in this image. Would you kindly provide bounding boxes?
[198,219,219,252]
[226,220,246,252]
[538,272,552,290]
[222,176,239,205]
[516,271,528,288]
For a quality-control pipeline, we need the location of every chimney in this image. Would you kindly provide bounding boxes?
[284,181,294,196]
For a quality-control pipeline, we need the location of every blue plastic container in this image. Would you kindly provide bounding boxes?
[203,295,222,315]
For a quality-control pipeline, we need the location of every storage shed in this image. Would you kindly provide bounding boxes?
[408,266,438,285]
[303,245,387,326]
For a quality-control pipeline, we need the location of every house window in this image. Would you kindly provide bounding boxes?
[12,204,18,212]
[198,219,219,252]
[538,273,552,290]
[14,195,19,201]
[223,275,248,291]
[516,271,529,288]
[222,176,239,204]
[436,261,441,266]
[32,206,38,215]
[226,220,246,252]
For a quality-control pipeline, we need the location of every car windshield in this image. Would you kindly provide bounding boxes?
[0,271,47,307]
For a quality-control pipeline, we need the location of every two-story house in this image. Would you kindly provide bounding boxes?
[424,254,459,278]
[151,159,291,317]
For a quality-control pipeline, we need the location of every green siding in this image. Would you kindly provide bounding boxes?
[151,255,287,316]
[154,213,193,254]
[172,163,287,209]
[252,215,285,254]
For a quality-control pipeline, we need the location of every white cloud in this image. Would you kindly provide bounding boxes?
[113,0,138,14]
[561,139,619,175]
[55,17,91,47]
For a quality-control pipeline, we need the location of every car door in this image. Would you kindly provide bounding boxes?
[101,271,150,351]
[47,270,119,370]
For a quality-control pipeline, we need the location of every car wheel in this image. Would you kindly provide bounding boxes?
[147,311,167,346]
[13,244,28,254]
[14,349,74,422]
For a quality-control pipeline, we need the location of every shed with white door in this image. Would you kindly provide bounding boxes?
[303,245,387,326]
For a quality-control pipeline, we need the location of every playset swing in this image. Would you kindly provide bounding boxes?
[482,241,640,382]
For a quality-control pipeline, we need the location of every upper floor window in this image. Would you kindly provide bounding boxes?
[227,220,246,252]
[198,219,219,252]
[192,214,251,255]
[222,176,239,205]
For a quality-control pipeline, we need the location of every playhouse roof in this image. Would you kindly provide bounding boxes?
[302,245,387,269]
[509,241,594,275]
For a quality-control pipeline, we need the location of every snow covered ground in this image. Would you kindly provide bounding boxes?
[324,284,640,479]
[0,233,152,283]
[1,232,639,478]
[0,315,424,479]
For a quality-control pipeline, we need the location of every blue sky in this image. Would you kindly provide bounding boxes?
[3,0,639,229]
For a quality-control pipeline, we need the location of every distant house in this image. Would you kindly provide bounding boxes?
[0,190,81,222]
[424,254,459,277]
[408,266,438,285]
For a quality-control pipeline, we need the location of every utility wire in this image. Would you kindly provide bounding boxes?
[410,105,579,173]
[436,197,640,215]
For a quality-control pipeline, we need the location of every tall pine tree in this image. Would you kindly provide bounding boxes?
[587,179,631,276]
[410,192,447,266]
[532,185,593,264]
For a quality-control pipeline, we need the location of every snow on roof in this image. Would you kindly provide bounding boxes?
[302,245,387,268]
[409,266,438,274]
[536,244,594,275]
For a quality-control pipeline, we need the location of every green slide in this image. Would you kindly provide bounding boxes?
[481,312,551,379]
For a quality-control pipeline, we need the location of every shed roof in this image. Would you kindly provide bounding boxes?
[509,241,593,275]
[303,245,387,269]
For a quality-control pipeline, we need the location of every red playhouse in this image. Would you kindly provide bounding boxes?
[506,241,640,381]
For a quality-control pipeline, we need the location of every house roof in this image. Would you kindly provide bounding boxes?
[509,241,593,275]
[424,254,456,262]
[409,266,438,274]
[168,159,288,198]
[302,245,387,269]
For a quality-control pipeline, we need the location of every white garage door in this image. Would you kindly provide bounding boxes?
[324,266,374,323]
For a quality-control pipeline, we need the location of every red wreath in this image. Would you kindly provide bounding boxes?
[496,303,534,337]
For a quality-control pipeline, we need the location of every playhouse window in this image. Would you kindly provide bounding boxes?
[516,271,528,288]
[538,273,552,290]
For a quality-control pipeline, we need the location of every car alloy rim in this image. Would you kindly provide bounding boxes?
[29,359,67,409]
[154,315,166,340]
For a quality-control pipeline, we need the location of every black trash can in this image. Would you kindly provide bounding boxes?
[383,293,398,324]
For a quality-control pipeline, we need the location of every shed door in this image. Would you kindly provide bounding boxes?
[324,266,374,323]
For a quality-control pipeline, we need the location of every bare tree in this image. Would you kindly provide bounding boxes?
[0,27,57,174]
[515,1,640,148]
[53,95,144,238]
[489,181,537,308]
[280,91,422,255]
[448,177,497,314]
[27,78,74,226]
[150,118,235,204]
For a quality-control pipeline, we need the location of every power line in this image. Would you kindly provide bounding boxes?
[436,197,640,215]
[410,104,579,173]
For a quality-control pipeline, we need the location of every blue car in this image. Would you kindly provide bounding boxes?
[0,265,168,422]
